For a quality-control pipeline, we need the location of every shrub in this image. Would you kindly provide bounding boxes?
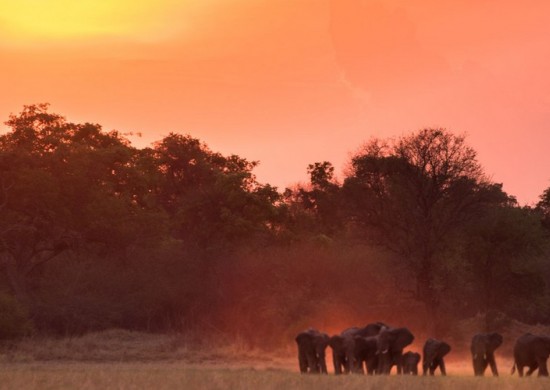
[0,293,33,340]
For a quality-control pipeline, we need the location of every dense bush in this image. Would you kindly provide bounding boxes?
[0,293,33,340]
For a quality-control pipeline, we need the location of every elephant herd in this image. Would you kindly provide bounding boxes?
[295,323,550,378]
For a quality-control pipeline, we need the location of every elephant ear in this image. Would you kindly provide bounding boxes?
[392,328,414,350]
[329,335,344,350]
[316,333,330,349]
[439,342,451,356]
[489,333,503,350]
[361,322,387,337]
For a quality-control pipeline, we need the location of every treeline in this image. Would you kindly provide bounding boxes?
[1,104,549,347]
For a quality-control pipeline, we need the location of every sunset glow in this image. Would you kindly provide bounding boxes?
[0,0,192,43]
[2,2,550,380]
[1,0,550,204]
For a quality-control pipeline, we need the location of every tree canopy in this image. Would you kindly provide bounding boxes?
[0,105,549,342]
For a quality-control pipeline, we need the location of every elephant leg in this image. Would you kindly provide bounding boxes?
[472,358,480,376]
[318,356,328,374]
[333,354,342,375]
[525,363,538,376]
[343,357,351,374]
[396,356,404,375]
[537,358,549,377]
[474,357,487,376]
[349,357,358,374]
[487,354,499,377]
[378,354,390,375]
[298,349,308,373]
[439,359,447,376]
[366,359,374,375]
[306,352,318,374]
[481,358,489,374]
[368,356,378,375]
[422,361,429,376]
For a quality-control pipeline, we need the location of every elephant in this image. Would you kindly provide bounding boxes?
[402,351,421,375]
[511,333,550,377]
[295,328,330,374]
[354,336,380,375]
[471,332,503,376]
[376,327,415,374]
[329,322,388,374]
[422,338,451,376]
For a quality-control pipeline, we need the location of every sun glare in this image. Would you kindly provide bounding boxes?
[0,0,189,43]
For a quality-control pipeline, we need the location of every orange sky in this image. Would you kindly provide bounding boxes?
[1,0,549,205]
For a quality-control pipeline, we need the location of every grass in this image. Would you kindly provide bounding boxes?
[1,363,549,390]
[1,330,550,389]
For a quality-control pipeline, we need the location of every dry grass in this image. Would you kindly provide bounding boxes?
[1,363,550,390]
[1,328,550,389]
[0,329,273,365]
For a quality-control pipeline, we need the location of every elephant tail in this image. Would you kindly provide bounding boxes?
[510,363,516,376]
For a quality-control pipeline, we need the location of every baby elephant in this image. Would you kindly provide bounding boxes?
[423,338,451,376]
[402,351,421,375]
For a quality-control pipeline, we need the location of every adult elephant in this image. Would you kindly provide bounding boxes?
[423,338,451,376]
[511,333,550,377]
[329,322,388,374]
[376,327,415,374]
[295,328,330,374]
[354,336,380,375]
[471,332,503,376]
[402,351,421,375]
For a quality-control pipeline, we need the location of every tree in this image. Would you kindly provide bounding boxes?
[462,205,548,328]
[281,161,342,238]
[536,186,550,230]
[342,128,509,332]
[141,133,282,328]
[0,104,161,307]
[150,133,280,252]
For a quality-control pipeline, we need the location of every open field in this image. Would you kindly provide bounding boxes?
[1,362,550,390]
[1,330,550,389]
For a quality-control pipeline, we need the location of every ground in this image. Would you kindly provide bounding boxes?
[1,328,549,389]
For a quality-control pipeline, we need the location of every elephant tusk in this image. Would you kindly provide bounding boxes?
[382,349,389,354]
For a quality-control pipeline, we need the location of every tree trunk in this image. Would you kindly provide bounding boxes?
[1,252,31,307]
[482,254,494,332]
[416,256,440,336]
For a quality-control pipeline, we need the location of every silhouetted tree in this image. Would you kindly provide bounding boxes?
[0,104,162,307]
[282,161,343,237]
[342,128,509,333]
[462,204,548,328]
[537,186,550,230]
[150,133,280,252]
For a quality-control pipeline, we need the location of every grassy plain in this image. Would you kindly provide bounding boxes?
[1,330,549,390]
[1,363,550,390]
